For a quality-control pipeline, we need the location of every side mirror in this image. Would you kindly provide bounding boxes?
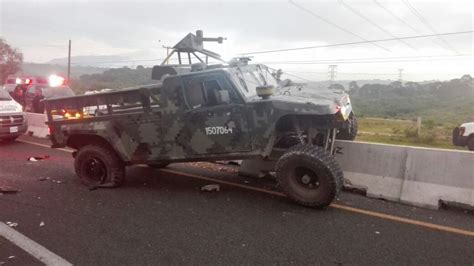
[216,90,230,104]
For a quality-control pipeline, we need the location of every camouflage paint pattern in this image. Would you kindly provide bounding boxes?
[45,65,350,164]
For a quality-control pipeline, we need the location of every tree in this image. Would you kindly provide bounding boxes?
[329,83,345,90]
[0,39,23,84]
[349,81,359,91]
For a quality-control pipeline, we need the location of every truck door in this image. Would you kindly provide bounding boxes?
[182,73,251,154]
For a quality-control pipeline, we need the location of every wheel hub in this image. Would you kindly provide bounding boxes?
[83,157,106,183]
[294,167,320,189]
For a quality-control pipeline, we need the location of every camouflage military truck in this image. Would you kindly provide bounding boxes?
[44,31,355,208]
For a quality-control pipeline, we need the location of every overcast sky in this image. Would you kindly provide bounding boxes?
[0,0,472,81]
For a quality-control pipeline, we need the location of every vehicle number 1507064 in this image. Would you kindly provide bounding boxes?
[205,126,233,135]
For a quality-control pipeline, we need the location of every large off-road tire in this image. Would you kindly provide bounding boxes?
[74,145,125,188]
[148,162,170,169]
[337,112,358,141]
[275,144,343,208]
[468,137,474,151]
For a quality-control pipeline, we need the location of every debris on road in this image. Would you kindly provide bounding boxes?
[39,221,45,227]
[375,231,380,234]
[27,155,50,162]
[7,256,15,260]
[6,222,18,227]
[0,187,19,194]
[201,184,220,192]
[188,162,238,174]
[38,177,50,181]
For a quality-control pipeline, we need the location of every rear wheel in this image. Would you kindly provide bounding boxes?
[276,144,343,208]
[74,145,125,187]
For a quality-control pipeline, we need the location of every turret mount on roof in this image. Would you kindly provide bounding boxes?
[160,30,226,66]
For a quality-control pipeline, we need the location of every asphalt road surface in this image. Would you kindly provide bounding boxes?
[0,135,473,265]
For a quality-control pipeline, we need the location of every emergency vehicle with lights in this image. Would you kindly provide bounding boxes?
[2,74,75,113]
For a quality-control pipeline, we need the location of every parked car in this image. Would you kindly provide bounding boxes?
[452,122,474,151]
[3,74,75,113]
[0,89,28,142]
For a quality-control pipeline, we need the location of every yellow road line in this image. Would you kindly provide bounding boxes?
[17,138,474,238]
[161,168,474,238]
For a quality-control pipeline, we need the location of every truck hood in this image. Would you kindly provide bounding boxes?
[0,100,23,114]
[249,85,352,118]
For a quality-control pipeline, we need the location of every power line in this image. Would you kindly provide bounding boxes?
[338,0,417,51]
[373,0,447,52]
[288,0,391,52]
[260,53,473,64]
[283,70,467,76]
[241,31,473,55]
[403,0,458,54]
[373,0,422,35]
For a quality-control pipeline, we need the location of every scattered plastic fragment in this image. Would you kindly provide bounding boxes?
[6,222,18,227]
[38,177,50,181]
[7,256,15,260]
[27,155,50,162]
[39,221,45,227]
[201,184,220,192]
[0,187,19,194]
[375,231,380,234]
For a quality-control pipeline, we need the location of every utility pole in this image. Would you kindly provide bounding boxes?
[398,68,403,83]
[328,65,338,84]
[162,45,172,65]
[67,40,71,81]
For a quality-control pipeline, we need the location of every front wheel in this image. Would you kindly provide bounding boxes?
[275,144,343,208]
[468,137,474,151]
[74,145,125,187]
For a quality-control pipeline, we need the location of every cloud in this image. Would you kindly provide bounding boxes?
[1,0,472,81]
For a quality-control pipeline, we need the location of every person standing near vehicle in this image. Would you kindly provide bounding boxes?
[12,85,26,107]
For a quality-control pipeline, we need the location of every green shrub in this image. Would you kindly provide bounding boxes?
[404,127,418,138]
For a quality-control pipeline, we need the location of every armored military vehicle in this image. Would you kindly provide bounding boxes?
[44,31,355,208]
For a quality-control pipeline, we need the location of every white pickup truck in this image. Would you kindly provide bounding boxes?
[453,122,474,151]
[0,89,28,142]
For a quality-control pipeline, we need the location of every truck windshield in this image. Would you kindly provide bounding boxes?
[0,89,12,101]
[229,64,279,98]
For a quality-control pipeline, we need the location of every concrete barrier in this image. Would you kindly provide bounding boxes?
[25,112,49,138]
[239,141,474,210]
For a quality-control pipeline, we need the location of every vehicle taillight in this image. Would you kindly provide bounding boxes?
[25,78,32,85]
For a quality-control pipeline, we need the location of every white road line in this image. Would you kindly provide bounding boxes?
[17,139,73,153]
[0,222,73,266]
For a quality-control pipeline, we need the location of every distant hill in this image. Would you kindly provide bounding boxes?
[69,65,154,94]
[347,75,474,124]
[21,63,108,78]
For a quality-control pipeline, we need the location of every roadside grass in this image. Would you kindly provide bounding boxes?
[357,117,464,150]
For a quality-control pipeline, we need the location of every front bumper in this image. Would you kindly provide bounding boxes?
[0,123,28,139]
